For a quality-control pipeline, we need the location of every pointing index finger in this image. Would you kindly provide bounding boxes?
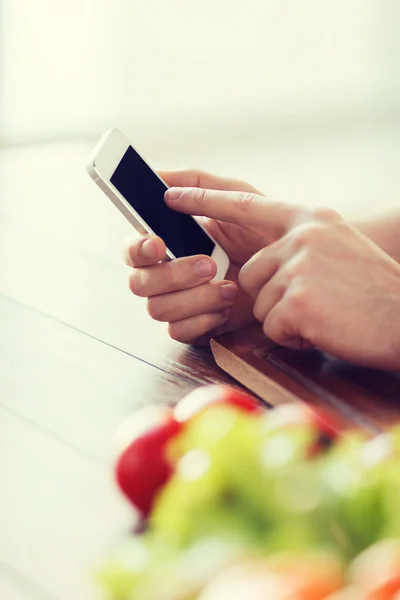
[165,187,294,239]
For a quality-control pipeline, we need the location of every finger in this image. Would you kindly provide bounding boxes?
[129,254,216,298]
[147,280,239,322]
[157,168,263,194]
[239,245,281,299]
[165,187,295,238]
[121,234,166,267]
[262,298,311,350]
[262,302,291,346]
[253,275,286,324]
[168,310,230,344]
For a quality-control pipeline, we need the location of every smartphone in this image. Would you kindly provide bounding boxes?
[87,128,229,279]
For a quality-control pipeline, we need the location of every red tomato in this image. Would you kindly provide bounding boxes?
[115,406,182,516]
[174,385,263,423]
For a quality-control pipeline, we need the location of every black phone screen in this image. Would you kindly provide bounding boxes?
[110,146,215,258]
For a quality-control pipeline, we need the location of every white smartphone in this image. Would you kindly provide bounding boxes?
[87,128,229,280]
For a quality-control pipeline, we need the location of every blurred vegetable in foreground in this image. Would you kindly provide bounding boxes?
[99,385,400,600]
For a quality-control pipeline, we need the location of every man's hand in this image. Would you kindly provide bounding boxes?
[164,186,400,370]
[122,170,267,344]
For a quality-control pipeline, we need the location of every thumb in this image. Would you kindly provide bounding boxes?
[165,187,295,239]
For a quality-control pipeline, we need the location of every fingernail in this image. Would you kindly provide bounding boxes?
[221,283,239,301]
[141,239,157,259]
[220,308,230,322]
[166,188,183,203]
[193,258,214,278]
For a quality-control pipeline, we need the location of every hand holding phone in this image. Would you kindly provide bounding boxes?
[118,166,267,344]
[87,129,229,279]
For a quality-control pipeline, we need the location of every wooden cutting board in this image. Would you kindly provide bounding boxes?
[211,326,400,433]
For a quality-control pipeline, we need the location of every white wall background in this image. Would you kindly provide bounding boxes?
[1,0,399,304]
[1,0,399,147]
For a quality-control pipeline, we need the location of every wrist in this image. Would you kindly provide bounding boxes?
[353,214,400,263]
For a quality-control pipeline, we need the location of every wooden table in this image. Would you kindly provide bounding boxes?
[0,142,234,600]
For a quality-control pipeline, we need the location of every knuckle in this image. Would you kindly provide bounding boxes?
[164,261,182,290]
[238,249,264,291]
[262,320,269,338]
[238,265,251,291]
[288,204,304,223]
[167,323,178,341]
[236,192,258,212]
[291,223,324,250]
[253,301,265,323]
[168,322,186,343]
[262,318,274,340]
[287,286,311,316]
[262,313,284,342]
[146,298,165,321]
[128,269,147,297]
[290,208,342,249]
[310,206,341,223]
[199,312,217,333]
[121,238,135,266]
[283,253,310,281]
[194,168,207,180]
[334,219,352,236]
[189,187,208,211]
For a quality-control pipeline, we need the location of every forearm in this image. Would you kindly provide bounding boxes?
[353,212,400,263]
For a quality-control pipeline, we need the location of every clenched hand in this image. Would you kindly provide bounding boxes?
[161,185,400,370]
